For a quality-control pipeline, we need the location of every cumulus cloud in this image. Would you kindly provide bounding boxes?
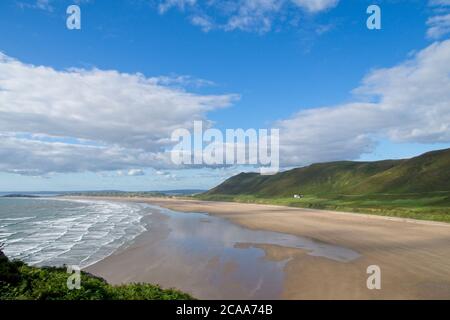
[277,40,450,166]
[0,133,175,176]
[2,39,450,175]
[157,0,339,33]
[2,41,450,176]
[0,54,237,175]
[0,54,237,152]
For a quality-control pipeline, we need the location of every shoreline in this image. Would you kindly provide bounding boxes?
[70,196,450,299]
[83,206,290,299]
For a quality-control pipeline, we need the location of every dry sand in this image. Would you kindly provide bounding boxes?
[82,197,450,299]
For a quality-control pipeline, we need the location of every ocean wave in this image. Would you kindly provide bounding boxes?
[0,198,152,267]
[0,216,36,221]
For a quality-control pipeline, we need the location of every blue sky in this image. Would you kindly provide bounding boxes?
[1,0,450,191]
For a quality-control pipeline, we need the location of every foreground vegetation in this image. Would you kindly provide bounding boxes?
[200,149,450,222]
[0,249,193,300]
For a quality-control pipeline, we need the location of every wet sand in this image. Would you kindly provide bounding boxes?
[83,197,450,299]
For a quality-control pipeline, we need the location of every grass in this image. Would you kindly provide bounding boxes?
[0,250,194,300]
[196,193,450,223]
[200,149,450,223]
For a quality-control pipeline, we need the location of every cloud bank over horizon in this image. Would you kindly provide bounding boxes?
[0,53,238,175]
[1,39,450,176]
[277,39,450,166]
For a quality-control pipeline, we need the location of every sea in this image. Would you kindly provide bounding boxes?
[0,197,152,267]
[0,195,362,298]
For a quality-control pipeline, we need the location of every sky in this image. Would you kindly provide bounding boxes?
[0,0,450,191]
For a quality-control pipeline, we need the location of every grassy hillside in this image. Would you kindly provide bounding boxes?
[199,148,450,222]
[0,249,193,300]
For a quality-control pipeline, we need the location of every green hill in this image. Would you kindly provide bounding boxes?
[199,148,450,222]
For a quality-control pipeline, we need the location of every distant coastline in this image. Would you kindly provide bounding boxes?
[1,194,40,198]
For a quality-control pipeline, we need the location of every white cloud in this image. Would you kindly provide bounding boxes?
[158,0,197,14]
[35,0,52,11]
[17,0,53,12]
[427,13,450,39]
[427,0,450,39]
[157,0,339,33]
[155,170,178,180]
[21,0,338,33]
[19,0,90,12]
[118,169,145,176]
[0,133,174,176]
[2,39,450,175]
[0,54,237,151]
[155,74,216,87]
[291,0,338,13]
[222,0,284,33]
[2,40,450,177]
[190,15,215,32]
[0,54,238,175]
[277,40,450,166]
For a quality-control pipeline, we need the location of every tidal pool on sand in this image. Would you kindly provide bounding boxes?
[88,204,360,299]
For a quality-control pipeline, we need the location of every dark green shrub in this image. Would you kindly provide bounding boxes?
[0,250,193,300]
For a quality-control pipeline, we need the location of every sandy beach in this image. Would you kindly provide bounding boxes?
[81,197,450,299]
